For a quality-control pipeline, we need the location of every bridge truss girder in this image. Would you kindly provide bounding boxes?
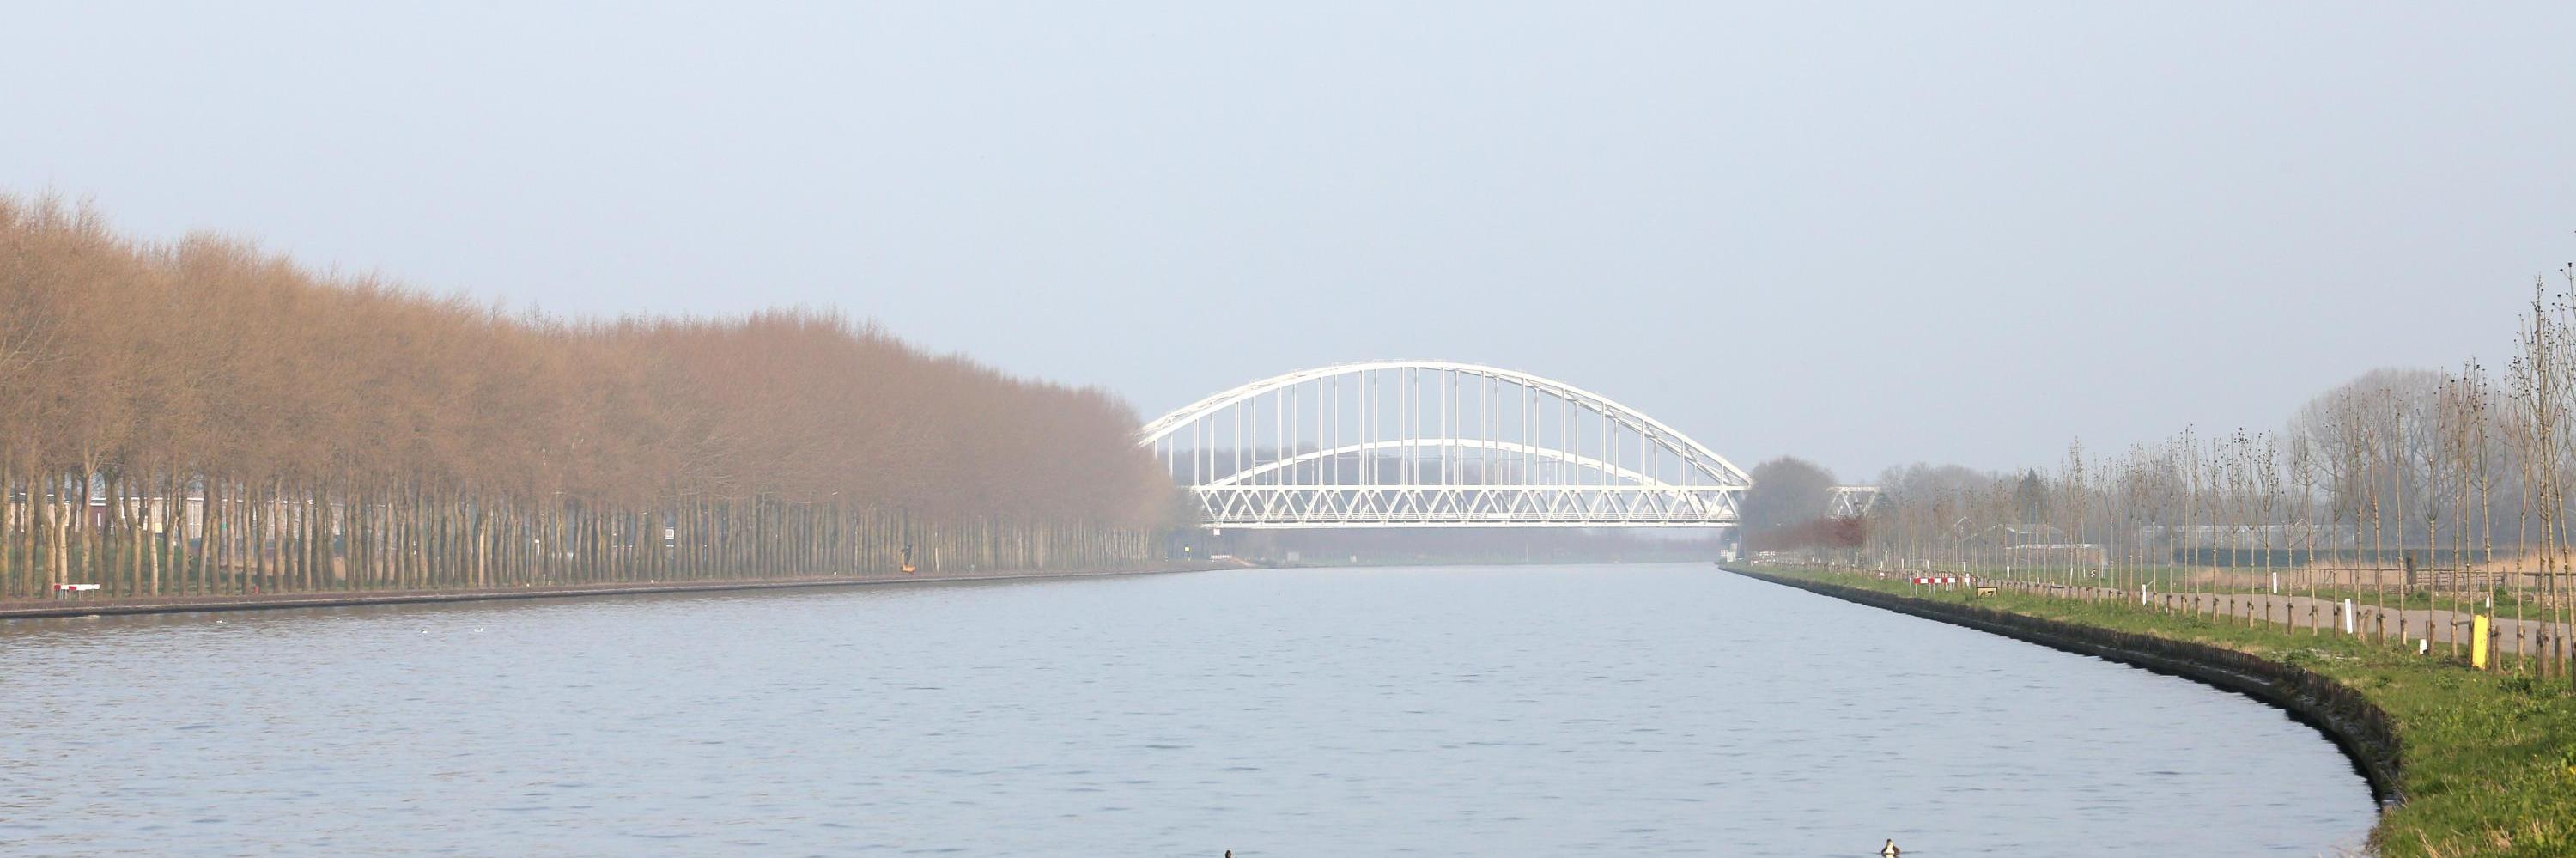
[1827,485,1881,519]
[1195,484,1744,529]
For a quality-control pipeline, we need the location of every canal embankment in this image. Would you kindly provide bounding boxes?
[0,563,1219,620]
[1728,563,2576,858]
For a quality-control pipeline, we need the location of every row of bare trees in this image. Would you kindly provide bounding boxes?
[1851,277,2576,681]
[0,197,1175,601]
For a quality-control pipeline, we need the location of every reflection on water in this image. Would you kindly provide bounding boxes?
[0,563,2372,856]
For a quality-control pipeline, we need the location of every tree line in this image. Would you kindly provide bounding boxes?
[0,196,1175,601]
[1839,274,2576,682]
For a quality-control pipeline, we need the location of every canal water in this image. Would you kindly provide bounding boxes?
[2,563,2373,856]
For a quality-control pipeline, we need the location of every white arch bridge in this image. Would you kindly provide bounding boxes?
[1139,362,1753,529]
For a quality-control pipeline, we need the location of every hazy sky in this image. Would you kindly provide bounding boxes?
[7,3,2572,481]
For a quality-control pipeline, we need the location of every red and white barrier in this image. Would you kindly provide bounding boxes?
[1910,575,1969,586]
[52,583,99,593]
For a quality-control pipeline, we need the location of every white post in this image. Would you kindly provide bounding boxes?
[2140,582,2148,605]
[2342,598,2355,635]
[2270,571,2279,594]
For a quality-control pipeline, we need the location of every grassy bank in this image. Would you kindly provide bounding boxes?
[1749,564,2576,858]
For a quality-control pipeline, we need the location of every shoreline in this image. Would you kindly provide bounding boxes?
[0,564,1220,621]
[1728,563,2576,857]
[1723,564,2402,806]
[3,559,1713,620]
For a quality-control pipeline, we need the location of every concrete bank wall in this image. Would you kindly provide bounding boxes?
[0,566,1212,621]
[1725,565,2403,806]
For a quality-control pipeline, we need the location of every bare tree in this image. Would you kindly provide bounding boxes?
[0,196,1178,602]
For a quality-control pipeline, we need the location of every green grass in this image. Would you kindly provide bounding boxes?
[1758,564,2576,858]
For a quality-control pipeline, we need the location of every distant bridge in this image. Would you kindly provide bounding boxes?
[1139,362,1752,529]
[1827,485,1880,519]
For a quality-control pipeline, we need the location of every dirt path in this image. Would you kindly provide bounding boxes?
[1985,578,2575,662]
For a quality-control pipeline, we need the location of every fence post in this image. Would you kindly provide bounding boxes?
[2471,614,2489,670]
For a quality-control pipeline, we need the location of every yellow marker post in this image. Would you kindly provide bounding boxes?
[2471,614,2490,670]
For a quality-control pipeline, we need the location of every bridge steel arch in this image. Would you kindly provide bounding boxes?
[1139,361,1752,529]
